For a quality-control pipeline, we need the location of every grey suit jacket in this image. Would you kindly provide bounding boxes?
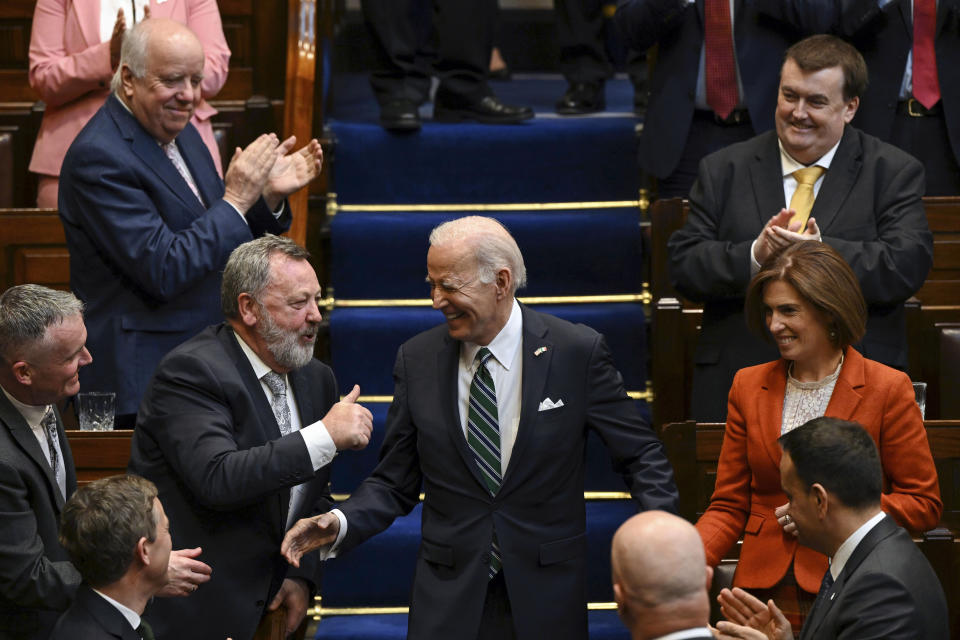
[800,515,948,639]
[668,126,932,420]
[337,305,678,640]
[0,391,80,639]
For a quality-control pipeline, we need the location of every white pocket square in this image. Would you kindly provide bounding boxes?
[538,398,564,412]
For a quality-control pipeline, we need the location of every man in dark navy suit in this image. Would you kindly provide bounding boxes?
[51,475,173,640]
[58,17,322,424]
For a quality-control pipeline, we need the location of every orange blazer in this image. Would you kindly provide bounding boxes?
[695,347,941,594]
[28,0,230,177]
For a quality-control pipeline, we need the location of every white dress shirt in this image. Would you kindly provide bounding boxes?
[100,0,151,42]
[829,510,887,581]
[92,588,142,632]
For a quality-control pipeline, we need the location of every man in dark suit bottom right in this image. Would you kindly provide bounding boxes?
[714,417,948,640]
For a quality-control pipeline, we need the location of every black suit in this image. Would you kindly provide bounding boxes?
[800,515,948,639]
[0,391,80,640]
[669,127,933,421]
[337,305,678,639]
[129,324,338,640]
[49,586,141,640]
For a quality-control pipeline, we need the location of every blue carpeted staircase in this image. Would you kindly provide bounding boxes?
[314,72,646,639]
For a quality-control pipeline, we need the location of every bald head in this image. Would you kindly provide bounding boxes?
[611,511,711,639]
[114,18,205,143]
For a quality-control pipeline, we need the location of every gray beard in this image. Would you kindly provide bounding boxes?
[258,309,315,370]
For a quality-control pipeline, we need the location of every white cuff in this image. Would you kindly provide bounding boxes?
[749,239,762,276]
[299,420,337,471]
[315,509,348,560]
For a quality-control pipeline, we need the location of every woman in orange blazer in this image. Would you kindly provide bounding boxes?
[696,241,941,629]
[28,0,230,207]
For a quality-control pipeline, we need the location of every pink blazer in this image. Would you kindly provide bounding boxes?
[28,0,230,177]
[695,347,942,594]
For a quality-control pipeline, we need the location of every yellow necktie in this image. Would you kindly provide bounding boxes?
[788,166,825,232]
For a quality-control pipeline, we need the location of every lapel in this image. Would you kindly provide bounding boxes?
[802,515,898,639]
[73,0,103,50]
[106,96,208,216]
[217,326,292,523]
[500,305,552,492]
[822,347,865,419]
[758,360,789,469]
[77,585,142,640]
[176,133,221,208]
[749,133,788,226]
[0,391,66,510]
[288,368,317,428]
[435,332,490,492]
[810,127,861,233]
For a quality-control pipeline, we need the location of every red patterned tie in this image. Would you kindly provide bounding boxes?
[913,0,940,109]
[705,0,738,120]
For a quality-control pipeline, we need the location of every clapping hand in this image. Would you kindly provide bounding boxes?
[281,512,341,568]
[223,134,281,214]
[262,137,323,211]
[713,587,793,640]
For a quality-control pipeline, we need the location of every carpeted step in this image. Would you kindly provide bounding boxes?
[329,208,643,299]
[313,609,630,640]
[329,303,647,397]
[319,500,637,607]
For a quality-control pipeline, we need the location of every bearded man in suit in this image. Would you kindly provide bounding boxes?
[282,216,678,640]
[58,17,323,425]
[129,235,373,640]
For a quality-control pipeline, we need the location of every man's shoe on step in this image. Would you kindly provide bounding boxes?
[555,82,605,115]
[433,95,534,124]
[380,100,421,131]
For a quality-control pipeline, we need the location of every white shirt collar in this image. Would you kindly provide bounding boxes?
[92,588,141,630]
[234,329,280,382]
[650,628,715,640]
[0,384,49,428]
[460,299,523,371]
[779,135,842,177]
[829,510,886,580]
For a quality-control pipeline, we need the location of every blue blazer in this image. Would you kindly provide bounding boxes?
[59,95,290,416]
[337,305,678,640]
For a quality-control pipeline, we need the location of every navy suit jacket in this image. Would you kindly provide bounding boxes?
[614,0,833,180]
[337,305,678,640]
[800,515,948,640]
[841,0,960,164]
[58,95,290,416]
[0,392,80,640]
[50,585,141,640]
[668,126,932,421]
[129,324,337,640]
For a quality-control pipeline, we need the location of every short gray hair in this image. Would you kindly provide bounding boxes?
[221,235,312,319]
[110,19,152,94]
[429,216,527,294]
[0,285,84,362]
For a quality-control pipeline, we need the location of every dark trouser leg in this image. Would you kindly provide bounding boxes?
[362,0,433,106]
[434,0,496,105]
[476,571,517,640]
[890,106,960,196]
[555,0,613,85]
[657,113,755,199]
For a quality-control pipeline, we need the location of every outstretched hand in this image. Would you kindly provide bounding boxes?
[262,137,323,210]
[156,547,212,597]
[281,512,341,568]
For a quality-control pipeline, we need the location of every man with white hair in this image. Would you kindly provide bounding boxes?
[611,511,714,640]
[282,216,678,640]
[58,17,323,425]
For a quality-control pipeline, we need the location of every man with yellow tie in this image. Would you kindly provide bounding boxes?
[668,34,933,422]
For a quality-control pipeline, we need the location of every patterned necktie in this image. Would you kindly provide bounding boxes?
[467,348,502,578]
[811,567,835,614]
[788,166,826,232]
[137,620,156,640]
[912,0,940,109]
[41,408,65,499]
[704,0,738,120]
[262,372,293,436]
[163,141,204,205]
